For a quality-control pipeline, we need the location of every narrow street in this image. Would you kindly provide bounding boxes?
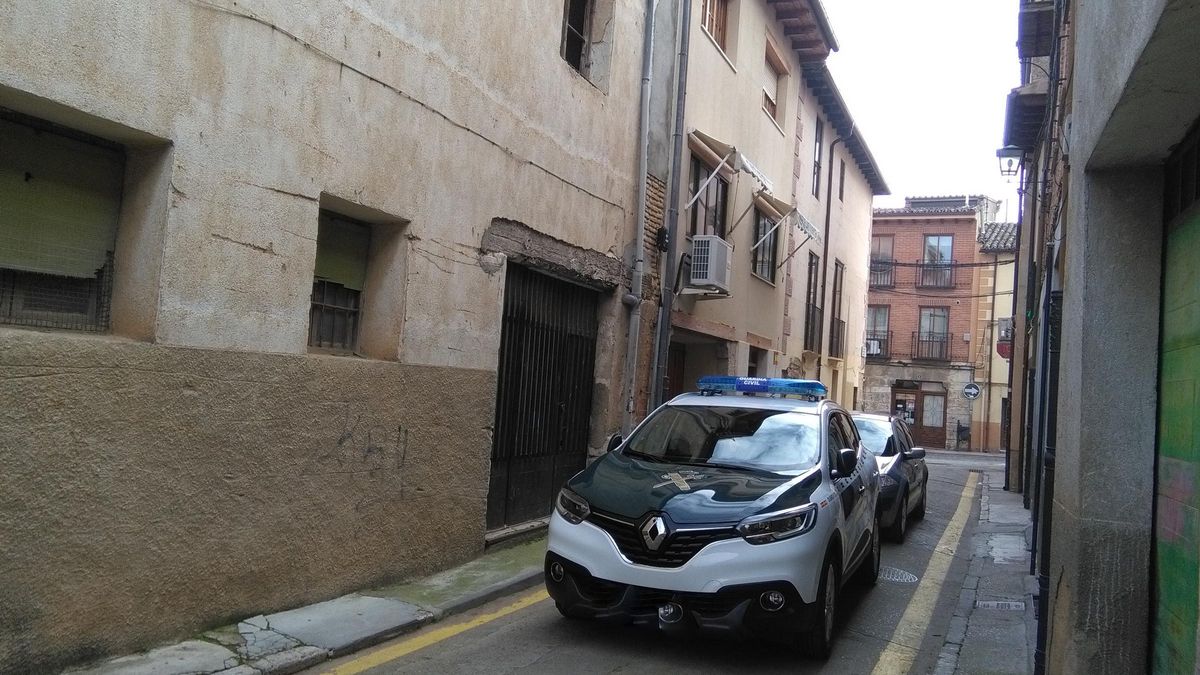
[311,453,1003,675]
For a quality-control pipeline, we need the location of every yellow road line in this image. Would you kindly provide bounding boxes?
[871,471,979,675]
[322,589,550,675]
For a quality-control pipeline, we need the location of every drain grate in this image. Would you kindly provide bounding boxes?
[879,566,919,583]
[976,600,1026,611]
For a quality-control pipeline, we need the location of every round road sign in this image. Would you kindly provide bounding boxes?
[963,382,981,400]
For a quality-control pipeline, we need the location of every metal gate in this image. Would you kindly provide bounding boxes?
[486,264,599,530]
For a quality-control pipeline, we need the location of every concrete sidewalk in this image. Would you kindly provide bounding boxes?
[68,538,547,675]
[934,462,1037,675]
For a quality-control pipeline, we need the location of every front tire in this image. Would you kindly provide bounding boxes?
[859,515,881,587]
[888,494,908,543]
[803,559,839,659]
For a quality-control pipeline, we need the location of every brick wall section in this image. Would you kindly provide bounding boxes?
[633,173,668,421]
[868,214,979,361]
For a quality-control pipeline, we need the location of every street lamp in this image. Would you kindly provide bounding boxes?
[997,145,1022,177]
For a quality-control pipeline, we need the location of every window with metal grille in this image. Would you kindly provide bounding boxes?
[701,0,729,50]
[308,211,370,353]
[751,208,777,282]
[690,155,729,238]
[561,0,593,75]
[0,111,124,332]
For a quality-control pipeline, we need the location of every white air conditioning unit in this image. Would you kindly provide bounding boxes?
[690,235,733,294]
[866,340,882,356]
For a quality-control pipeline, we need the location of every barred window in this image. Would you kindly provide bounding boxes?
[309,211,371,353]
[751,209,778,282]
[0,113,123,332]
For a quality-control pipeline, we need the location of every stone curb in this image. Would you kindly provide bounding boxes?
[71,567,547,675]
[430,567,545,621]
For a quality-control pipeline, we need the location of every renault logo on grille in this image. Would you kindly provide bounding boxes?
[640,514,669,551]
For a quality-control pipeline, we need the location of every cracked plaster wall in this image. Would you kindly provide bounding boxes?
[0,329,494,672]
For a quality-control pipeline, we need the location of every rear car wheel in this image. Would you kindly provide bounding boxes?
[803,559,839,659]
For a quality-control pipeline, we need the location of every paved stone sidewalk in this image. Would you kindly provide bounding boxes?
[67,538,546,675]
[935,464,1037,675]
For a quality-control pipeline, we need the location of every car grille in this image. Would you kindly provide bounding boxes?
[587,509,738,568]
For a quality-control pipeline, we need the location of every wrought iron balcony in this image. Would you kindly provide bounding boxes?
[865,330,892,360]
[869,258,895,288]
[804,303,823,353]
[829,318,846,359]
[912,331,951,361]
[916,261,956,288]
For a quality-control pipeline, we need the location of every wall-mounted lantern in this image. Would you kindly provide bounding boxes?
[997,145,1023,177]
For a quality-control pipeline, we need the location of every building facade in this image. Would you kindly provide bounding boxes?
[654,0,887,411]
[969,221,1017,451]
[863,196,1002,449]
[0,1,646,670]
[1001,0,1200,672]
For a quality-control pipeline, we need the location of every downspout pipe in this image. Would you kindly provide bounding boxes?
[651,0,691,408]
[816,126,853,383]
[621,0,658,433]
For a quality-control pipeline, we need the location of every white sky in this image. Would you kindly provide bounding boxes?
[822,0,1021,218]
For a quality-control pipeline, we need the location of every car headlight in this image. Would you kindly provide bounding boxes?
[879,474,897,489]
[555,488,590,525]
[736,504,818,544]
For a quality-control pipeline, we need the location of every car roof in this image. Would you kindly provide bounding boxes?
[667,393,828,414]
[850,411,894,422]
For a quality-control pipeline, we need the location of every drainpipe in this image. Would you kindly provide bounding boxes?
[622,0,659,434]
[816,126,853,383]
[650,0,691,408]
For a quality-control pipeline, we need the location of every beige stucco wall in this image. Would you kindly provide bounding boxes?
[0,329,494,670]
[0,0,647,670]
[0,0,640,366]
[970,251,1016,449]
[673,0,876,402]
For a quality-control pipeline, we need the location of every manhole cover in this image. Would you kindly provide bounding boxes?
[879,566,919,583]
[976,600,1026,611]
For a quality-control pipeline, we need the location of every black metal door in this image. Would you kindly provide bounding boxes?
[487,264,599,530]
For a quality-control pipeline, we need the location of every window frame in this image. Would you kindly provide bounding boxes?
[838,159,847,201]
[308,211,372,354]
[701,0,729,52]
[867,305,890,334]
[762,35,789,123]
[923,234,954,263]
[689,154,730,238]
[811,117,824,197]
[750,207,778,283]
[918,306,950,337]
[560,0,594,75]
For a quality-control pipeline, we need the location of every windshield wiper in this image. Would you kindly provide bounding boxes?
[622,449,665,463]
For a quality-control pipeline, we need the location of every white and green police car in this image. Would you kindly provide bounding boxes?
[545,376,880,657]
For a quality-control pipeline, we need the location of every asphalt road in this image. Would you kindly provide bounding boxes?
[312,452,1003,675]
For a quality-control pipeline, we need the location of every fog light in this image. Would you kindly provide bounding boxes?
[759,590,787,612]
[549,561,565,582]
[658,602,684,624]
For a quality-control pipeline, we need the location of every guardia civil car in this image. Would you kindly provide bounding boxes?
[545,377,881,657]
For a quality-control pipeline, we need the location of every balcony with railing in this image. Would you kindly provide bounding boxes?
[804,303,823,353]
[869,258,895,288]
[912,331,951,361]
[865,331,892,360]
[829,318,846,359]
[916,260,956,288]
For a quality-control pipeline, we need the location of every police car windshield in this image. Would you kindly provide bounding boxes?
[625,405,821,472]
[853,417,892,456]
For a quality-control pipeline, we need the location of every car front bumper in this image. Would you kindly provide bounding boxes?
[545,509,830,637]
[544,551,819,639]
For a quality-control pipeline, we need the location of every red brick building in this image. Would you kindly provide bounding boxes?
[862,196,998,448]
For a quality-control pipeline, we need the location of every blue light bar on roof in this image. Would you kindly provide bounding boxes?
[697,376,828,398]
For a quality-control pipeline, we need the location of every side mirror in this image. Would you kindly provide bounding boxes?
[905,447,926,460]
[606,433,624,453]
[835,448,858,477]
